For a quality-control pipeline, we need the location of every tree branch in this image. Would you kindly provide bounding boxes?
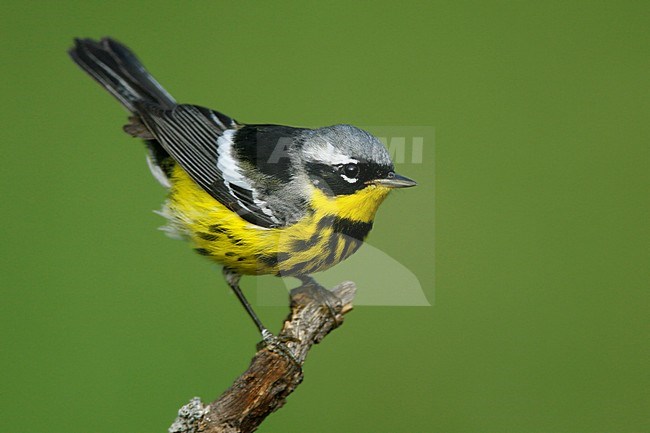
[169,281,357,433]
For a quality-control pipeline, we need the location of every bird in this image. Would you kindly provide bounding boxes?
[68,37,416,351]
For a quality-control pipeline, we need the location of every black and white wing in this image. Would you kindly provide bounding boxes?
[137,103,293,228]
[68,38,298,227]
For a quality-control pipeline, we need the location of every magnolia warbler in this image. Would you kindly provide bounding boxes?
[69,37,416,347]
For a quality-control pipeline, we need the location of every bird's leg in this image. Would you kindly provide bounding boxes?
[222,268,301,368]
[297,275,343,326]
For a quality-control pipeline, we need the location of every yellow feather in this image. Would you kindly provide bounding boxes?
[164,165,391,276]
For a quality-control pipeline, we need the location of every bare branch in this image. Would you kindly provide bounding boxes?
[169,281,357,433]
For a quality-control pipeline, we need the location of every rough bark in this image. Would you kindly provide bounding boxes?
[169,281,357,433]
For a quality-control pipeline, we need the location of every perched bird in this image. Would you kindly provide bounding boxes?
[68,37,416,347]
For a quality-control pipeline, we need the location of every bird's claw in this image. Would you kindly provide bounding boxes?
[298,276,343,326]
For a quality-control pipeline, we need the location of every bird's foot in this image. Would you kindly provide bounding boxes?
[297,276,343,327]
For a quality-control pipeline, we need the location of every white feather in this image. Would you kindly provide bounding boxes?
[341,174,358,183]
[303,141,358,165]
[153,202,189,240]
[210,112,227,130]
[216,130,252,189]
[146,155,171,188]
[216,130,281,225]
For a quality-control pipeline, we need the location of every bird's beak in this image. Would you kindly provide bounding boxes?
[370,172,417,188]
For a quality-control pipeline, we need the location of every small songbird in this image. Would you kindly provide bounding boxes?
[69,37,416,347]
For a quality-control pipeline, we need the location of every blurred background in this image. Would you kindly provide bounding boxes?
[1,2,648,432]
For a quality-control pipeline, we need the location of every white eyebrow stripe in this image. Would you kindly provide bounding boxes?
[303,141,359,165]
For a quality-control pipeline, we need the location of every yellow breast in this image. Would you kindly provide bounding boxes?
[163,166,391,276]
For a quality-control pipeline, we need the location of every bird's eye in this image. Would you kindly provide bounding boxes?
[342,163,359,179]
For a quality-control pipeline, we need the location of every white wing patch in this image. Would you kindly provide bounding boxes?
[216,130,251,190]
[216,130,281,225]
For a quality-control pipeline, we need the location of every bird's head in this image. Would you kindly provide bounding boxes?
[298,124,416,197]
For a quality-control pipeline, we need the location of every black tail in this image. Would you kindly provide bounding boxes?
[68,37,176,112]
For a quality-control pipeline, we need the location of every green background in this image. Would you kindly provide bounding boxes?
[1,2,648,432]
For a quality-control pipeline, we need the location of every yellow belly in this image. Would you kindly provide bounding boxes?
[163,165,391,276]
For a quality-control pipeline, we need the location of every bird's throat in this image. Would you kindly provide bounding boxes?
[309,185,391,223]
